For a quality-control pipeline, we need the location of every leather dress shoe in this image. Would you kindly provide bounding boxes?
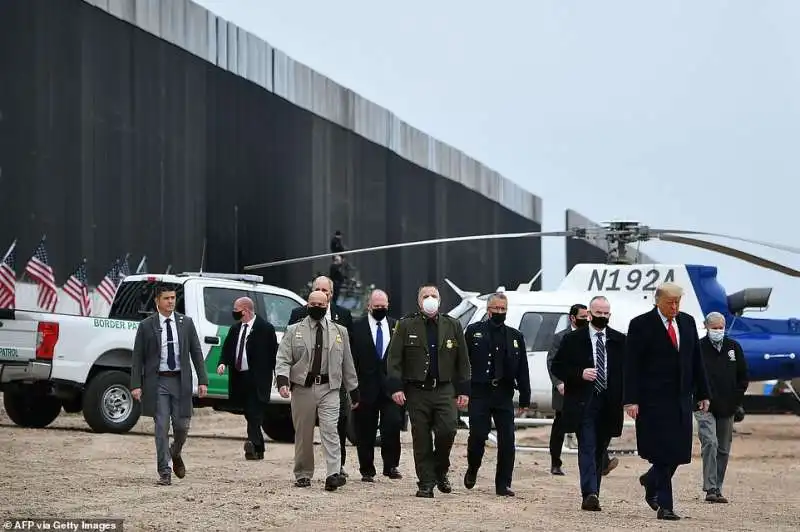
[464,468,477,489]
[657,508,681,521]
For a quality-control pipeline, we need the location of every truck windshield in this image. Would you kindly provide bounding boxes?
[108,281,185,321]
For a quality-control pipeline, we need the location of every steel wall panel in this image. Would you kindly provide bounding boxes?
[80,0,542,224]
[0,0,542,314]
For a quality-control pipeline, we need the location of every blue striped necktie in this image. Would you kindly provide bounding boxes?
[595,331,607,393]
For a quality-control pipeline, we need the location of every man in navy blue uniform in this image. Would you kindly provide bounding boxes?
[551,295,626,511]
[463,292,531,497]
[624,282,711,521]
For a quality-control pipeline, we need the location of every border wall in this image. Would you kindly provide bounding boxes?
[0,0,543,315]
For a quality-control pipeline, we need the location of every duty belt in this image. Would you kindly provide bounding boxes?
[305,374,330,386]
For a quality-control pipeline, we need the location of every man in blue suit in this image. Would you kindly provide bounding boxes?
[624,282,711,521]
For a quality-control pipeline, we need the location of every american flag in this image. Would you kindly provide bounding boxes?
[0,240,16,309]
[24,238,58,312]
[96,259,122,306]
[64,260,92,317]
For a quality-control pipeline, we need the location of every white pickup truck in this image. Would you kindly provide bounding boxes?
[0,272,315,443]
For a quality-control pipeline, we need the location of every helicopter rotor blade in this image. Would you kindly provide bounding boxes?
[658,235,800,277]
[243,230,574,270]
[650,229,800,255]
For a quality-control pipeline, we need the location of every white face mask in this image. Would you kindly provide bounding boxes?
[708,329,724,343]
[421,296,440,316]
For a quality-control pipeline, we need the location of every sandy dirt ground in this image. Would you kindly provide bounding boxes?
[1,400,799,532]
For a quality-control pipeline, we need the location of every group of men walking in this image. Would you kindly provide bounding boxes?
[130,277,748,520]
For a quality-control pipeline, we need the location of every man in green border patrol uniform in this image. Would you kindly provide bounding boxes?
[387,283,471,498]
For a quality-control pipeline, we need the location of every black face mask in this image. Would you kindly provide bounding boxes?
[490,312,506,326]
[308,306,327,321]
[590,315,609,329]
[573,318,588,329]
[232,310,243,321]
[371,308,388,322]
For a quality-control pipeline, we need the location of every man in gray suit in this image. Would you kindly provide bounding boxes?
[131,284,209,485]
[276,290,360,492]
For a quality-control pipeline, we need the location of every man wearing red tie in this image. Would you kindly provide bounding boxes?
[624,282,711,521]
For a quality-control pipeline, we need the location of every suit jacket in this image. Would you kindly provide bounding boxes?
[546,328,569,412]
[288,304,353,334]
[130,312,209,418]
[623,307,711,465]
[350,315,398,405]
[275,316,360,404]
[219,314,279,405]
[551,325,626,437]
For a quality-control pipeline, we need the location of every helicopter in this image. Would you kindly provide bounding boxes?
[244,220,800,418]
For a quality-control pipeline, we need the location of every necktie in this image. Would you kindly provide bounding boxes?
[594,331,606,393]
[375,321,384,360]
[235,324,249,371]
[667,319,678,349]
[310,323,323,376]
[165,318,176,370]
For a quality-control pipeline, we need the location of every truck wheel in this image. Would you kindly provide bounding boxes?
[82,370,140,433]
[3,388,62,428]
[262,407,295,443]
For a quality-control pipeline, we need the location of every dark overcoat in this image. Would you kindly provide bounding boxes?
[130,312,209,418]
[623,308,710,465]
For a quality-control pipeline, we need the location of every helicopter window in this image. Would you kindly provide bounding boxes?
[519,312,565,352]
[453,305,478,329]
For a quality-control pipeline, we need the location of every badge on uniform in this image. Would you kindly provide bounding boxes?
[513,339,519,348]
[728,349,736,361]
[446,339,454,349]
[336,334,343,343]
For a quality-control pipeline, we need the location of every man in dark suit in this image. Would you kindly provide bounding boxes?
[216,296,279,460]
[624,282,711,521]
[546,303,587,475]
[131,284,209,485]
[551,296,626,511]
[350,289,403,482]
[463,292,531,497]
[288,275,354,477]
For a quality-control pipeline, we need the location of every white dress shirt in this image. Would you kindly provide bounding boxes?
[588,324,608,376]
[657,308,680,349]
[235,315,257,371]
[368,313,391,359]
[158,312,180,372]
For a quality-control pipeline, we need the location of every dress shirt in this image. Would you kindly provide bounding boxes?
[158,312,180,372]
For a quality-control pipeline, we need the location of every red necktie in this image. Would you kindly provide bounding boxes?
[667,319,678,348]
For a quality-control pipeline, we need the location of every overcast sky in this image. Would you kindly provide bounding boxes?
[195,0,799,319]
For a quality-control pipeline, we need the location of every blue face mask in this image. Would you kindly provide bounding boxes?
[708,329,724,343]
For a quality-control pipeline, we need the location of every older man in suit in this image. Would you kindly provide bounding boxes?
[624,282,711,521]
[288,275,354,477]
[276,290,360,492]
[350,289,403,482]
[216,296,279,460]
[552,296,626,511]
[131,284,209,486]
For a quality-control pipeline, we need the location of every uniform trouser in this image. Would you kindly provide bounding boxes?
[405,382,458,488]
[466,383,516,489]
[576,390,612,497]
[695,411,734,493]
[549,410,567,467]
[337,386,349,468]
[354,396,404,477]
[291,383,341,480]
[154,375,191,476]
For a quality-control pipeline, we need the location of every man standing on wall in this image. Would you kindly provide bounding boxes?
[131,284,209,485]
